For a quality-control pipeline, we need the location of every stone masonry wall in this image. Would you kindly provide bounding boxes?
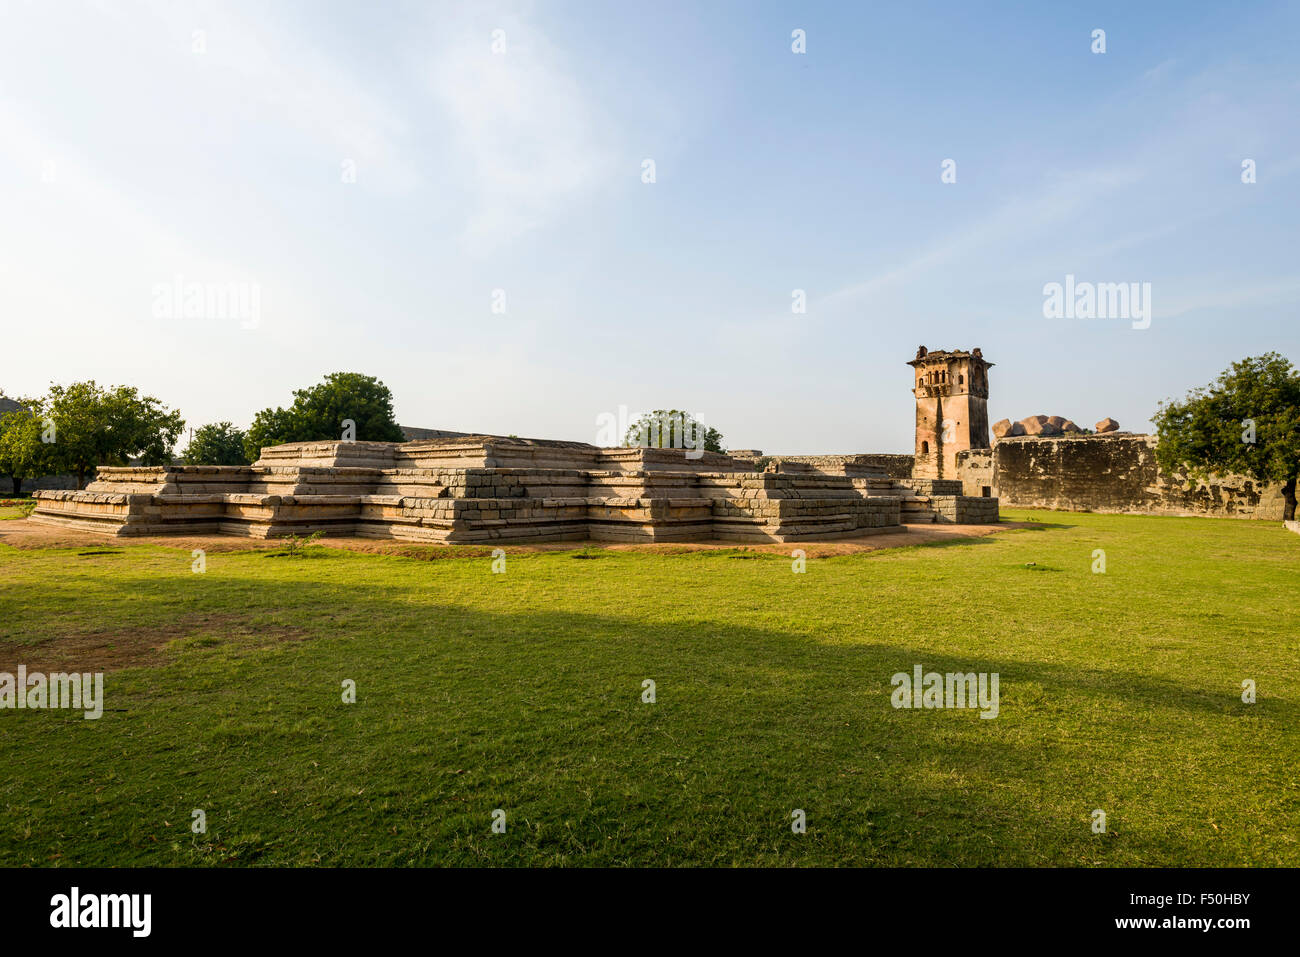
[855,454,914,479]
[931,495,1000,524]
[964,434,1285,520]
[771,453,915,478]
[17,474,78,493]
[954,449,994,499]
[899,477,964,497]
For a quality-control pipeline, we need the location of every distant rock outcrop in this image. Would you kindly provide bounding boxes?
[1020,415,1062,436]
[1095,418,1120,433]
[992,418,1025,439]
[993,414,1092,440]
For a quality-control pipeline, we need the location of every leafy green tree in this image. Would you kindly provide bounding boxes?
[182,422,251,465]
[1153,353,1300,521]
[0,399,57,496]
[623,409,724,453]
[43,381,185,488]
[243,406,297,461]
[244,372,406,460]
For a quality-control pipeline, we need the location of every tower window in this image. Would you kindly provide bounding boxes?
[958,374,964,385]
[921,441,929,454]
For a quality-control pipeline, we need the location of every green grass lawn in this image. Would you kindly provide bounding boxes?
[1,510,1297,867]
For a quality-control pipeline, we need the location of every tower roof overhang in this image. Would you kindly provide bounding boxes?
[907,349,993,368]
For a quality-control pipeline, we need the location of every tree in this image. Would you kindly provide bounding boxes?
[0,399,57,496]
[183,422,251,465]
[244,372,406,460]
[623,409,724,454]
[243,406,297,462]
[43,381,185,488]
[1153,353,1300,521]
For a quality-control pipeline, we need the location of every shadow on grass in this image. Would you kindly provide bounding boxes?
[22,569,1288,727]
[897,534,1003,552]
[1,565,1290,867]
[996,519,1079,531]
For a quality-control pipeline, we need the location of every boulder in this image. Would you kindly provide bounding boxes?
[1061,420,1081,433]
[992,418,1013,439]
[1095,417,1119,433]
[1046,415,1067,430]
[1020,415,1061,436]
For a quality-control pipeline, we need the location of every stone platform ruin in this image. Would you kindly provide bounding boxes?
[30,435,1000,544]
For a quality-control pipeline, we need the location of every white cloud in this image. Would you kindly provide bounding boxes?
[1158,276,1300,321]
[142,0,422,193]
[1141,58,1178,82]
[423,8,615,250]
[820,164,1146,308]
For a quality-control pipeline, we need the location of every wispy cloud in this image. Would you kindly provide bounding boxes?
[820,164,1146,308]
[422,6,616,250]
[1141,57,1178,82]
[138,0,422,193]
[1159,276,1300,321]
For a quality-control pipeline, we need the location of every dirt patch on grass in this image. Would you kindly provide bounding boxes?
[0,516,1038,561]
[0,521,287,553]
[596,524,1034,558]
[0,611,311,674]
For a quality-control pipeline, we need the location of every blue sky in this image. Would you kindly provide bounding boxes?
[1,0,1297,453]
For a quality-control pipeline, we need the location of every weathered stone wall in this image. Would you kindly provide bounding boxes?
[17,474,78,493]
[955,449,995,499]
[932,495,1000,524]
[899,477,964,497]
[400,425,483,441]
[856,454,915,479]
[966,434,1285,519]
[772,453,914,478]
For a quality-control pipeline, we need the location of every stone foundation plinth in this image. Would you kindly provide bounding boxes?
[32,437,1000,543]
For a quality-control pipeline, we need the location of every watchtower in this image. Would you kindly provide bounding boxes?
[908,346,992,479]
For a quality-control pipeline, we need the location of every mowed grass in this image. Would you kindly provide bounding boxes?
[1,511,1297,867]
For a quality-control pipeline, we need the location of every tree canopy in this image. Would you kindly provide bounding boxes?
[0,398,57,495]
[244,372,405,460]
[61,382,183,487]
[0,382,185,489]
[183,422,252,466]
[623,409,724,454]
[1153,352,1300,521]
